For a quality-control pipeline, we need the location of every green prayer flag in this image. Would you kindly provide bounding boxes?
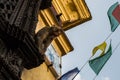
[89,43,112,75]
[107,2,119,32]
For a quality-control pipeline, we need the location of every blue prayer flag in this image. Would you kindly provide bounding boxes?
[59,67,80,80]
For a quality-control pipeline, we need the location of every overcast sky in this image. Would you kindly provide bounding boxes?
[62,0,120,80]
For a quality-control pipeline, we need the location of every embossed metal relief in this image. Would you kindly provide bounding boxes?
[39,0,92,30]
[37,0,91,58]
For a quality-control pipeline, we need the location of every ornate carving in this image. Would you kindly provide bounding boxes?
[0,0,62,80]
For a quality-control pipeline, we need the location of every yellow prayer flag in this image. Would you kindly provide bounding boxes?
[92,42,107,56]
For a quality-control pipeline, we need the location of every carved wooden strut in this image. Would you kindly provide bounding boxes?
[0,0,62,80]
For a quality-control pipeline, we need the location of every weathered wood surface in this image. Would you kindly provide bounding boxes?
[0,0,62,80]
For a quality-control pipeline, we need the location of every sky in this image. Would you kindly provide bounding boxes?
[62,0,120,80]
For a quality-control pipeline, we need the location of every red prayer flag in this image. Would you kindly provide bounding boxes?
[112,5,120,23]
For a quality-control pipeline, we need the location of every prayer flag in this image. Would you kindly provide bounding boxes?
[92,42,107,56]
[89,43,112,75]
[59,67,80,80]
[107,2,120,32]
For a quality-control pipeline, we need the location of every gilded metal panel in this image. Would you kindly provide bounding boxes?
[52,0,92,30]
[37,0,91,56]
